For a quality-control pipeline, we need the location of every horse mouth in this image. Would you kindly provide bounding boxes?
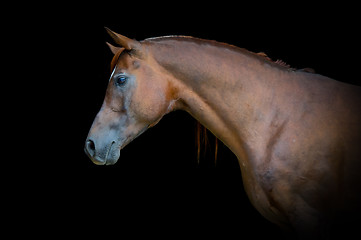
[87,141,119,166]
[104,141,116,165]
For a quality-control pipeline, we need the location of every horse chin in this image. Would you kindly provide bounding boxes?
[104,158,119,165]
[104,145,121,165]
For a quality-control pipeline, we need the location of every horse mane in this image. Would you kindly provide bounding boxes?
[144,35,315,73]
[255,51,293,70]
[255,52,315,73]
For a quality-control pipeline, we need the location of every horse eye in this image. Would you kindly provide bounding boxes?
[115,76,127,86]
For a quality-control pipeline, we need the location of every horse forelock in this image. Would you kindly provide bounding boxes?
[110,48,125,71]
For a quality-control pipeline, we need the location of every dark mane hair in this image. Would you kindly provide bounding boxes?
[196,122,218,164]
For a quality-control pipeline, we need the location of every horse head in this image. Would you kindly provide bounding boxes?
[85,28,177,165]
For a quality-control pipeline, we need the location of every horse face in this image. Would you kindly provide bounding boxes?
[85,38,172,165]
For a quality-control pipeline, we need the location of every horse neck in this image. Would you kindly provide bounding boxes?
[148,38,291,161]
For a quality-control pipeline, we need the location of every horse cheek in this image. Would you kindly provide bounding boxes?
[133,84,167,123]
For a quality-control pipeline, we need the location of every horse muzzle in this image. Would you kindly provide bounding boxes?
[84,138,120,165]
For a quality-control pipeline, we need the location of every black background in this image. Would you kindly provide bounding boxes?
[7,2,360,238]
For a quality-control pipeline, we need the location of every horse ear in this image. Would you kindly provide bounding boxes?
[105,27,141,51]
[106,42,123,55]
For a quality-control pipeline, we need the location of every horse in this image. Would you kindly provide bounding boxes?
[85,28,361,239]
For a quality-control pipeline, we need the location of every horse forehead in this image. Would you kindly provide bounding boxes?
[116,53,144,71]
[116,53,132,67]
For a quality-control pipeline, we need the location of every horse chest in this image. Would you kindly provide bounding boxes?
[239,161,291,227]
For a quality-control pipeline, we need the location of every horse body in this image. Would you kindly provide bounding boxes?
[85,29,361,239]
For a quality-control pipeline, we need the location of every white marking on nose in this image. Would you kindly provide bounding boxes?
[109,66,117,82]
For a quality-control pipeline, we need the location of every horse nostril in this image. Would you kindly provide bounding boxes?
[85,139,96,157]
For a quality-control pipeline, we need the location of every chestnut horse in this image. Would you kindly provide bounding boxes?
[85,28,361,239]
